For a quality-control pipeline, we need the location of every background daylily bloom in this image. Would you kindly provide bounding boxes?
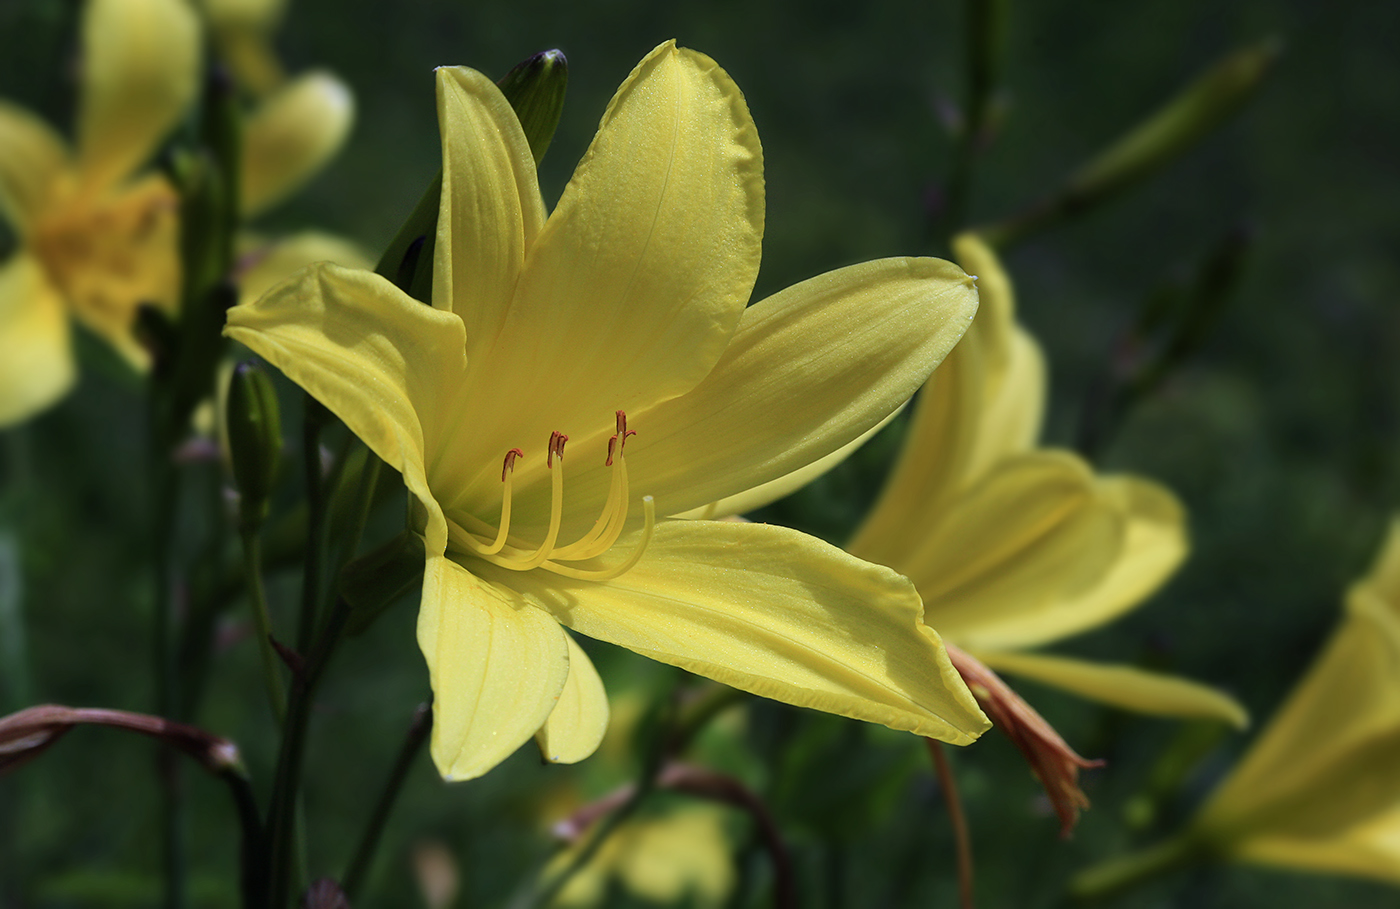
[843,233,1248,730]
[200,0,288,97]
[1075,518,1400,896]
[227,40,990,781]
[0,0,198,425]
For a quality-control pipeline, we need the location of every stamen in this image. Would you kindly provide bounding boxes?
[546,496,656,581]
[479,449,523,555]
[553,448,629,561]
[606,410,638,466]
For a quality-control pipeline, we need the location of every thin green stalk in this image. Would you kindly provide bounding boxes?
[342,701,433,900]
[296,403,328,652]
[150,415,186,909]
[265,598,352,907]
[239,530,287,723]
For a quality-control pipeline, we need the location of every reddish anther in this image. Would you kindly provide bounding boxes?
[501,448,524,481]
[607,410,638,466]
[548,431,569,467]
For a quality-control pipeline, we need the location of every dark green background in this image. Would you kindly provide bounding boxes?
[2,0,1399,906]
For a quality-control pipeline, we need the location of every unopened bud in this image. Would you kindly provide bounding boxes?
[226,362,284,529]
[497,49,569,165]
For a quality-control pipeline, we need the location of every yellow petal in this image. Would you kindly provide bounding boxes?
[675,410,898,520]
[77,0,200,195]
[0,101,71,234]
[440,42,765,504]
[1196,548,1400,843]
[975,650,1248,728]
[534,632,609,764]
[418,556,571,781]
[240,71,355,217]
[223,262,466,554]
[233,231,373,307]
[537,257,978,529]
[1233,804,1400,886]
[201,0,287,95]
[896,451,1126,649]
[431,65,546,359]
[475,519,990,744]
[848,310,1045,568]
[0,254,75,426]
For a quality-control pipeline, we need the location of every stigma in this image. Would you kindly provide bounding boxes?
[454,411,654,581]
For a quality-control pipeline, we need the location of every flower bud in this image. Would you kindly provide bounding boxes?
[226,361,283,529]
[497,49,569,165]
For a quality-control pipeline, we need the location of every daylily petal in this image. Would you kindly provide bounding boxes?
[975,650,1248,728]
[531,257,977,532]
[535,633,610,764]
[201,0,287,96]
[223,262,466,554]
[0,254,75,426]
[240,71,355,218]
[474,519,990,744]
[896,451,1126,650]
[431,65,546,359]
[848,323,1045,567]
[1197,553,1400,841]
[445,41,764,502]
[675,410,898,520]
[1234,806,1400,885]
[233,231,373,308]
[77,0,200,195]
[419,556,571,780]
[0,101,71,234]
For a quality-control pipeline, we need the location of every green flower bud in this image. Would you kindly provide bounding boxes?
[226,361,283,529]
[497,49,569,165]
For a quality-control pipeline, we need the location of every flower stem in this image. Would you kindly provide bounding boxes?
[239,529,286,723]
[265,597,352,907]
[926,739,975,909]
[341,700,433,901]
[1069,834,1201,902]
[296,401,328,652]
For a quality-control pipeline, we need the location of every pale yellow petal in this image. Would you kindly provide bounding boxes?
[616,808,734,907]
[223,262,466,554]
[675,409,898,520]
[78,0,200,194]
[848,323,1045,569]
[1197,558,1400,842]
[418,556,571,781]
[507,257,977,537]
[474,520,990,744]
[0,254,75,426]
[240,71,354,217]
[1234,804,1400,885]
[975,650,1248,728]
[534,633,609,765]
[0,101,71,234]
[896,452,1126,650]
[201,0,286,95]
[234,231,373,308]
[440,42,764,506]
[431,65,546,359]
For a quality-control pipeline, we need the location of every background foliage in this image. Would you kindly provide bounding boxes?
[2,0,1398,906]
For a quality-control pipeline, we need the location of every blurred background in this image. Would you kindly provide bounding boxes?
[2,0,1399,906]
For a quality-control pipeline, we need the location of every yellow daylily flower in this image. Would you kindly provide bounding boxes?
[0,0,199,424]
[843,233,1247,730]
[200,0,288,96]
[240,69,355,219]
[226,41,990,781]
[1074,518,1400,895]
[550,806,735,909]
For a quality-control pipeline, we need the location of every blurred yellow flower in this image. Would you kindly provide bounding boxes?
[1075,518,1400,895]
[227,41,990,781]
[200,0,288,96]
[0,0,199,424]
[843,233,1247,730]
[549,806,735,909]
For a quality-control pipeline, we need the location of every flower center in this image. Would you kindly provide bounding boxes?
[453,411,655,581]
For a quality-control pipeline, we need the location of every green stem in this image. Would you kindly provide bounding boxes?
[239,529,287,723]
[296,402,327,653]
[265,598,352,907]
[341,700,433,901]
[1069,834,1202,902]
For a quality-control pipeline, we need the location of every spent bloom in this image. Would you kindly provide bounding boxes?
[227,42,990,780]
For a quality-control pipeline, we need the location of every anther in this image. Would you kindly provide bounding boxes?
[548,431,568,468]
[501,448,524,482]
[606,410,638,467]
